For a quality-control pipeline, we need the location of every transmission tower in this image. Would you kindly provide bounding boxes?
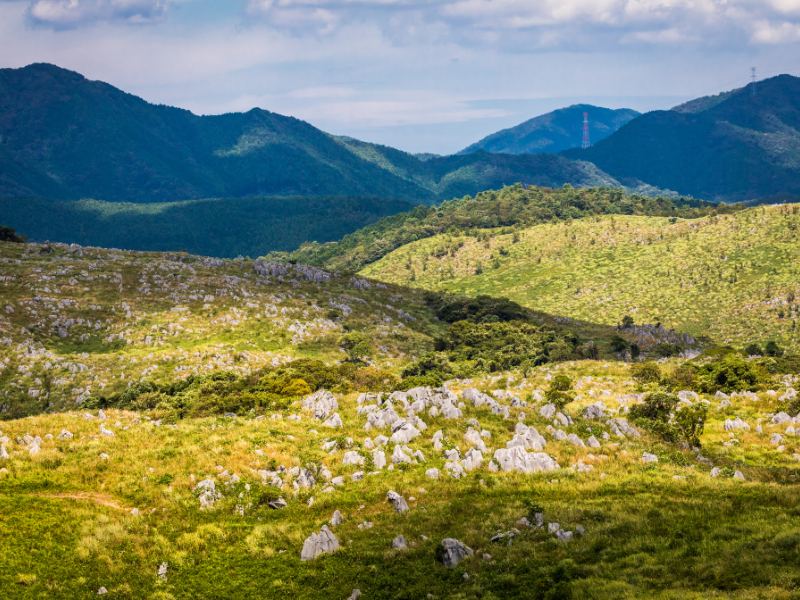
[581,111,590,150]
[751,67,757,97]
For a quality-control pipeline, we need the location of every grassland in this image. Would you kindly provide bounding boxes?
[362,204,800,352]
[0,240,441,417]
[3,227,800,598]
[2,360,800,598]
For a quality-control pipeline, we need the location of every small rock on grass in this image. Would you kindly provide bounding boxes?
[436,538,473,568]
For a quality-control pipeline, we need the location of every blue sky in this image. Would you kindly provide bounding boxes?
[2,0,800,153]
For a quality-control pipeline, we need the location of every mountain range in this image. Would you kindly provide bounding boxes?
[1,63,800,257]
[571,75,800,201]
[460,104,639,155]
[0,63,614,204]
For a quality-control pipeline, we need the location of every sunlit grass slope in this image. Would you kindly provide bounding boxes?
[362,204,800,350]
[2,361,800,598]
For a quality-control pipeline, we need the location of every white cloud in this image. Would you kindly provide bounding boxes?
[752,18,800,43]
[28,0,168,28]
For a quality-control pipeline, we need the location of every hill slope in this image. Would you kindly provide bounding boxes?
[361,204,800,350]
[0,63,623,206]
[0,63,430,202]
[275,184,723,273]
[461,104,639,155]
[0,196,414,258]
[571,75,800,201]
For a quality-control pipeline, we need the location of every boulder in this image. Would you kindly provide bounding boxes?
[436,538,473,568]
[195,479,221,509]
[300,526,340,560]
[372,449,387,470]
[268,498,288,510]
[303,390,338,420]
[492,447,560,473]
[387,491,410,513]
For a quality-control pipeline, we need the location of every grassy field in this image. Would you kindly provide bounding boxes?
[3,228,800,598]
[0,240,441,417]
[2,360,800,598]
[361,205,800,351]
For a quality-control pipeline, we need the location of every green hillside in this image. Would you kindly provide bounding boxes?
[276,184,724,272]
[571,75,800,202]
[3,238,800,597]
[0,196,413,258]
[461,104,639,155]
[362,204,800,351]
[0,238,681,419]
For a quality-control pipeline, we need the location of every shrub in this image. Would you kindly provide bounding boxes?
[744,343,762,356]
[340,332,372,364]
[630,391,707,447]
[545,375,575,408]
[663,362,698,391]
[629,392,678,422]
[765,341,784,357]
[0,225,25,243]
[696,355,764,393]
[631,362,661,385]
[673,403,708,447]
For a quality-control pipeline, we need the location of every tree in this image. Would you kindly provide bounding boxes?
[340,332,371,364]
[0,225,25,243]
[765,341,784,357]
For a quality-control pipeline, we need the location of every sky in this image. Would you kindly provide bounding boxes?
[1,0,800,154]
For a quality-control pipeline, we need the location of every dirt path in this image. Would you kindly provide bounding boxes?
[33,491,133,511]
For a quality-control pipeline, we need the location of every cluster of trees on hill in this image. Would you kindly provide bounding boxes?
[275,184,731,272]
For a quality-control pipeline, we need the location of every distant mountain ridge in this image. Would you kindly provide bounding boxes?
[460,104,639,155]
[570,74,800,201]
[0,63,619,204]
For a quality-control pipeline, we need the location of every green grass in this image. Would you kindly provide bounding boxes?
[362,205,800,351]
[0,240,442,417]
[1,360,800,598]
[275,184,722,273]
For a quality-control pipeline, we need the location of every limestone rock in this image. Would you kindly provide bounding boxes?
[492,447,560,473]
[387,490,410,513]
[436,538,473,568]
[300,526,340,560]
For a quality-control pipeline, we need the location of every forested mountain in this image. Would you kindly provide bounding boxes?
[0,63,429,202]
[460,104,639,155]
[571,75,800,201]
[0,64,620,205]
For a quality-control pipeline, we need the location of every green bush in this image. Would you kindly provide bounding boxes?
[629,392,678,422]
[340,332,372,364]
[673,403,708,447]
[631,362,662,385]
[765,341,784,357]
[630,391,707,447]
[696,355,764,393]
[545,375,575,408]
[744,343,763,356]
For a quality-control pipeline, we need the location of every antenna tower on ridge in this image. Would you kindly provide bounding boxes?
[581,111,590,150]
[751,67,757,97]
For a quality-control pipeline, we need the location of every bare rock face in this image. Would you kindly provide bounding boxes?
[195,478,221,509]
[436,538,473,568]
[300,526,340,560]
[302,389,338,421]
[492,447,560,473]
[724,417,750,431]
[387,490,410,513]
